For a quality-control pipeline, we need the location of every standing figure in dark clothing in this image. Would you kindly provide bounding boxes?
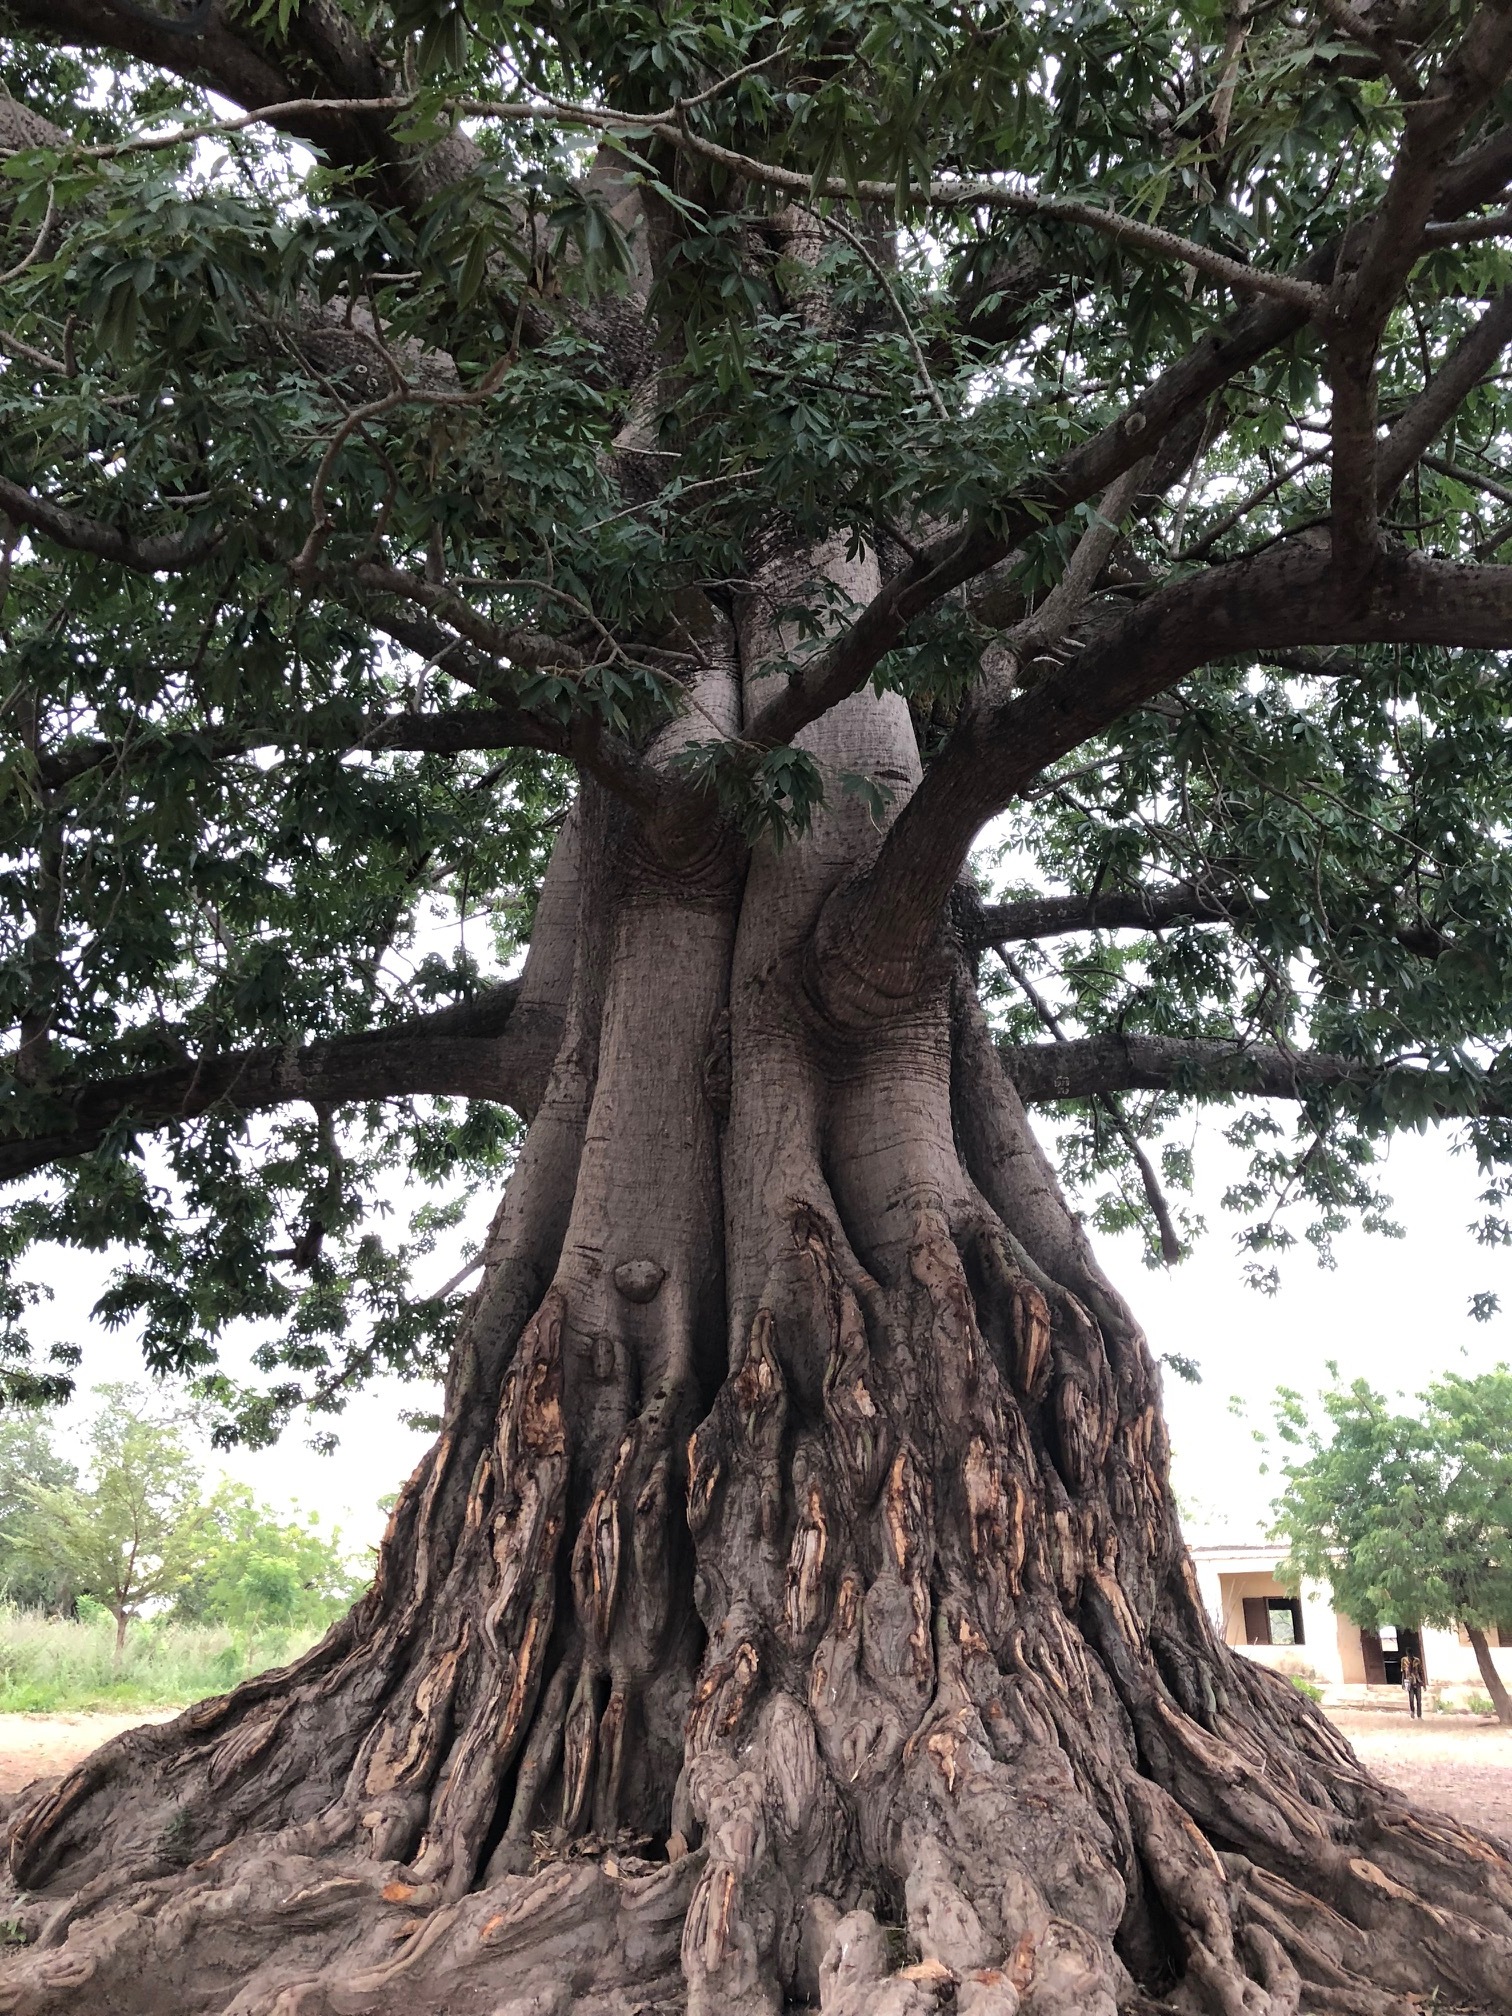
[1402,1651,1425,1718]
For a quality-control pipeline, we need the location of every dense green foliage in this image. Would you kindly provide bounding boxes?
[5,0,1512,1427]
[0,1410,75,1609]
[5,1387,367,1648]
[1272,1366,1512,1637]
[178,1484,369,1633]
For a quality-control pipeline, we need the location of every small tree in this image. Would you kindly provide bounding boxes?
[176,1484,368,1641]
[13,1385,213,1662]
[0,1411,77,1611]
[1273,1369,1512,1723]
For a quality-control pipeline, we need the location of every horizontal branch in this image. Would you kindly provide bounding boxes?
[35,703,575,792]
[0,979,561,1185]
[818,540,1512,1022]
[4,524,681,824]
[972,884,1242,944]
[0,473,222,572]
[969,880,1448,957]
[362,603,697,828]
[998,1030,1510,1122]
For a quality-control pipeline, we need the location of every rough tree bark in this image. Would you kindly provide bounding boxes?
[6,16,1512,1984]
[1,552,1512,2016]
[1465,1626,1512,1726]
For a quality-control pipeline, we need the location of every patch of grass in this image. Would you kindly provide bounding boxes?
[0,1604,328,1712]
[1290,1677,1325,1702]
[1465,1692,1496,1717]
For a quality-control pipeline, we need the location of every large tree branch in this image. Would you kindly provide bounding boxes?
[741,278,1334,751]
[0,512,678,820]
[0,0,484,212]
[817,542,1512,1019]
[0,978,569,1185]
[1324,3,1512,569]
[0,474,222,572]
[972,885,1244,945]
[740,102,1512,755]
[1378,286,1512,501]
[362,603,701,830]
[969,881,1449,956]
[35,704,577,793]
[998,1030,1510,1121]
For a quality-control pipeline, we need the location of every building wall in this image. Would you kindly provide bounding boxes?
[1189,1543,1512,1693]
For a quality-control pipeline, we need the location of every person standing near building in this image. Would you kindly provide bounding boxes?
[1402,1651,1425,1719]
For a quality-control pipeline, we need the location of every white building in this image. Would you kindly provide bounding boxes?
[1188,1540,1512,1698]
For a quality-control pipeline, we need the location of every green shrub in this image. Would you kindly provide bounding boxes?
[1290,1677,1325,1702]
[0,1603,328,1712]
[1466,1692,1496,1717]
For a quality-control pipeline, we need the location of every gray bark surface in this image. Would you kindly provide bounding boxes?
[1,558,1511,2016]
[0,96,1511,2002]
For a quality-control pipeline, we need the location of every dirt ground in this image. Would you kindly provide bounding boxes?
[1327,1705,1512,1846]
[0,1702,1506,1842]
[0,1709,177,1800]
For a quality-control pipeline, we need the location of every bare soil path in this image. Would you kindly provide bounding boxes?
[1325,1706,1512,1847]
[0,1710,177,1801]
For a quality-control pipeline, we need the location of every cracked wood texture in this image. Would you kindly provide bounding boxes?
[7,0,1512,2012]
[4,576,1512,2016]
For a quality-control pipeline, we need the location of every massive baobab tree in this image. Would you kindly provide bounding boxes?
[5,0,1512,2008]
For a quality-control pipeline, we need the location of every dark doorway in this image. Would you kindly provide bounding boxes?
[1361,1625,1424,1685]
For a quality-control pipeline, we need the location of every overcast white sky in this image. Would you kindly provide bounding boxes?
[29,1105,1512,1562]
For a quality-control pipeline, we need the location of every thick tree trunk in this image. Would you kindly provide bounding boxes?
[1465,1625,1512,1725]
[3,609,1512,2016]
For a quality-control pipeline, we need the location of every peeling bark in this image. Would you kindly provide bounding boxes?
[2,601,1511,2016]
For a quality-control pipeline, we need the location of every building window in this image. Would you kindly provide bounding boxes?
[1241,1596,1305,1646]
[1268,1599,1303,1646]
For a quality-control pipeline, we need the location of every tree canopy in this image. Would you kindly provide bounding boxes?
[10,1381,215,1650]
[7,0,1512,1436]
[1272,1365,1512,1717]
[0,1407,76,1608]
[177,1481,368,1633]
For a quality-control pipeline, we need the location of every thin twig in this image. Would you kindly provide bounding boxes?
[292,351,515,578]
[1179,449,1329,560]
[0,186,56,287]
[800,201,949,422]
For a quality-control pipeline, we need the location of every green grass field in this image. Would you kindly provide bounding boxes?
[0,1605,330,1712]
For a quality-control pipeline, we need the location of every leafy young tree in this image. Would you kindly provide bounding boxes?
[1273,1368,1512,1724]
[175,1483,368,1636]
[0,1409,76,1611]
[11,1384,212,1660]
[10,0,1512,2006]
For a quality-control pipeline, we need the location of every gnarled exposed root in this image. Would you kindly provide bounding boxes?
[669,1203,1512,2016]
[5,910,1512,2016]
[0,1830,698,2016]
